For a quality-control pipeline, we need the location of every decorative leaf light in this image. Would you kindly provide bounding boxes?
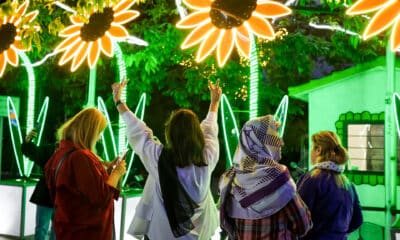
[346,0,400,51]
[54,0,140,72]
[0,0,38,77]
[176,0,291,67]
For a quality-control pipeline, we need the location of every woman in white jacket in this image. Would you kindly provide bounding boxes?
[112,80,221,240]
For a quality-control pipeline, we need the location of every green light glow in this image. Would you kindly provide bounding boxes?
[86,65,97,107]
[7,97,23,177]
[249,34,259,119]
[220,94,239,167]
[113,42,128,155]
[7,96,50,177]
[98,97,118,161]
[34,97,49,146]
[273,95,289,138]
[19,51,36,176]
[393,92,400,137]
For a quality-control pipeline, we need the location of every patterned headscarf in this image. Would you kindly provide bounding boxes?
[220,115,296,220]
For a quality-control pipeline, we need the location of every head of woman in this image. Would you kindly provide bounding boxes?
[311,131,348,165]
[238,114,283,162]
[57,107,107,152]
[164,109,206,167]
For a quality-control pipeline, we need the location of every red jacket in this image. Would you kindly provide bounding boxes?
[45,140,119,240]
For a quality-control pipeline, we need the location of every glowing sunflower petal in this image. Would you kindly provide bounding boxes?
[246,15,275,40]
[113,10,139,24]
[235,27,251,58]
[59,25,82,37]
[13,40,25,51]
[23,10,39,23]
[55,35,80,52]
[114,0,135,13]
[217,30,234,67]
[6,48,19,66]
[196,28,220,62]
[255,2,292,18]
[363,1,400,39]
[70,15,85,25]
[176,11,209,29]
[346,0,392,15]
[13,0,29,23]
[181,20,213,49]
[100,34,113,56]
[183,0,212,10]
[391,19,400,51]
[59,41,83,65]
[0,54,6,77]
[71,42,90,72]
[88,40,101,68]
[108,24,129,38]
[56,35,81,52]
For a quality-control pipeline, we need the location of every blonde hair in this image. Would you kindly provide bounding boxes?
[57,107,107,152]
[311,131,349,188]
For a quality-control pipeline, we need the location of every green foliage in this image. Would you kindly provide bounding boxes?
[0,0,389,163]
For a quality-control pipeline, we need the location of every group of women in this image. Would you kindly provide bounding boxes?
[41,80,362,240]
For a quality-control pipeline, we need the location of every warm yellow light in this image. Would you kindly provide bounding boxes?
[0,0,38,77]
[346,0,400,51]
[55,0,140,72]
[177,0,292,67]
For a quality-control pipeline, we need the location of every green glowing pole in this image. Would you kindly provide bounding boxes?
[249,34,259,119]
[19,51,35,177]
[384,43,397,240]
[113,42,127,155]
[86,65,97,107]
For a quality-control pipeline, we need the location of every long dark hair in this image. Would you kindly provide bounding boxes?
[164,109,207,167]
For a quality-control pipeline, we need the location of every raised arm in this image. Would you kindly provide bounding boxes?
[111,80,162,178]
[208,79,221,113]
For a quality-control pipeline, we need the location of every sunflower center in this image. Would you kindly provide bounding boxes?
[81,7,114,41]
[0,23,17,52]
[210,0,257,29]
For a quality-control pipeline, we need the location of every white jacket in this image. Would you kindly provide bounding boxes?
[123,111,220,240]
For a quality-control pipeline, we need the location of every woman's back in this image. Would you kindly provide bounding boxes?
[297,169,361,240]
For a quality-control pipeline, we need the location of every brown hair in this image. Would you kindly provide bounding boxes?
[164,109,207,167]
[57,107,107,153]
[311,131,349,188]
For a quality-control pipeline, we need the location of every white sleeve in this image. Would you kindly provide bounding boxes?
[122,111,162,178]
[200,111,219,170]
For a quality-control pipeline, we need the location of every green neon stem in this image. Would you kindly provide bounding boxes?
[220,94,239,168]
[113,42,128,155]
[274,95,289,138]
[249,34,259,120]
[87,65,97,107]
[6,97,24,177]
[18,51,36,177]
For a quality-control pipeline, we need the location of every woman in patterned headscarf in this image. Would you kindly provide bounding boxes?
[297,131,363,240]
[219,115,312,239]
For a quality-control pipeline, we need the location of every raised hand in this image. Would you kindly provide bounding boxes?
[208,79,222,112]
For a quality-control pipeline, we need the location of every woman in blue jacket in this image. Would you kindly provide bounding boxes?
[297,131,363,240]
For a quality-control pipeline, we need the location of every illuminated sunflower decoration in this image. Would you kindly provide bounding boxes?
[346,0,400,52]
[176,0,291,67]
[0,0,38,77]
[55,0,139,72]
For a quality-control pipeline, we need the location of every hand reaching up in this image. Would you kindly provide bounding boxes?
[208,79,222,112]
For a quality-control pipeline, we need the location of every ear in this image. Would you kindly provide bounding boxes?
[315,146,322,155]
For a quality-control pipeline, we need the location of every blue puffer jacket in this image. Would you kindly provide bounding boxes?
[297,169,363,240]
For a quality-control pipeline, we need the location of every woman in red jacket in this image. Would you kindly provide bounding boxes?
[45,107,126,240]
